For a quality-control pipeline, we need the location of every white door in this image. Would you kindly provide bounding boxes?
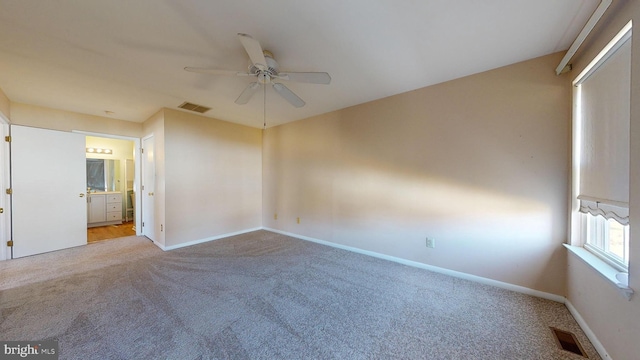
[11,125,87,258]
[142,135,155,241]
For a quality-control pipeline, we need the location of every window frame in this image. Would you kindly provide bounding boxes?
[581,213,629,271]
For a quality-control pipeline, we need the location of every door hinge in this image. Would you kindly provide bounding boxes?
[5,189,12,195]
[142,222,145,227]
[141,185,144,191]
[4,136,10,142]
[7,240,13,247]
[141,148,144,153]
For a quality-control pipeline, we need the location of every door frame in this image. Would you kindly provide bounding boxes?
[73,131,142,236]
[0,114,10,261]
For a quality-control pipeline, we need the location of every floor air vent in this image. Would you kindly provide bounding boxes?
[550,327,588,358]
[178,102,211,114]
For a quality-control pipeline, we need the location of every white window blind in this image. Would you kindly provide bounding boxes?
[576,30,631,225]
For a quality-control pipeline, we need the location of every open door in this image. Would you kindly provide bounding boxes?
[11,125,87,258]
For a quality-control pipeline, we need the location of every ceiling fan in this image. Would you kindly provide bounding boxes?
[184,33,331,108]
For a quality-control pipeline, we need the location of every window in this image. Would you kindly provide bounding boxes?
[583,214,629,270]
[86,158,106,191]
[572,21,631,271]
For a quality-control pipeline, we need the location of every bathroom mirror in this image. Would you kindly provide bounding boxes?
[87,159,120,192]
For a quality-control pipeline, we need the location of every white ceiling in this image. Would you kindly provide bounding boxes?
[0,0,598,128]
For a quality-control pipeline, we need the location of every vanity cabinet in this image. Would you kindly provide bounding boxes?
[87,192,123,227]
[88,194,106,223]
[105,194,123,222]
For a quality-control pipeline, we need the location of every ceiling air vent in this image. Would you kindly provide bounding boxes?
[178,102,211,114]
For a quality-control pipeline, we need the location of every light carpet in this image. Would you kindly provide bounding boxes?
[0,230,599,359]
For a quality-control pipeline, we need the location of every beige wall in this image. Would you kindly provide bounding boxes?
[10,102,141,137]
[85,136,134,163]
[0,88,9,120]
[162,109,262,247]
[264,52,571,296]
[566,1,640,359]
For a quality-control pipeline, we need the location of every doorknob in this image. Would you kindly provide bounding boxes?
[148,192,154,196]
[79,193,85,198]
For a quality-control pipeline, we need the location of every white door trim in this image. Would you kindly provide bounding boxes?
[0,114,10,261]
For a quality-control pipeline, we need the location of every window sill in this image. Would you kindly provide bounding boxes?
[564,244,633,300]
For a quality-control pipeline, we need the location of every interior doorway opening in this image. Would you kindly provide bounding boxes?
[82,133,141,243]
[88,222,136,243]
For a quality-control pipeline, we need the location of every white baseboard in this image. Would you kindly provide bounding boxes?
[152,226,609,359]
[264,228,612,360]
[564,300,611,359]
[155,227,263,251]
[264,227,565,303]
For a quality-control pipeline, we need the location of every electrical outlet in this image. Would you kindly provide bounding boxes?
[297,217,300,224]
[274,213,278,220]
[426,237,435,248]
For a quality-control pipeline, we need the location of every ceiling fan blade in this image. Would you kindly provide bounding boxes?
[235,82,261,105]
[272,83,305,108]
[278,72,331,84]
[238,33,267,71]
[184,67,250,76]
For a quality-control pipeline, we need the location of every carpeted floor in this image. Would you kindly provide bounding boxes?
[0,230,599,359]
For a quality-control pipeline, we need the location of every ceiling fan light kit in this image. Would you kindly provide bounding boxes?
[184,33,331,109]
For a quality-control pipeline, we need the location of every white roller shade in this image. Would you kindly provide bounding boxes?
[578,196,629,225]
[576,32,631,225]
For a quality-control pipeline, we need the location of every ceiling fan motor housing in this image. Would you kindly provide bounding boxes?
[258,73,270,84]
[249,51,279,84]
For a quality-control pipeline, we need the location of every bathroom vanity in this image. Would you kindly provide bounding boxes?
[87,192,123,227]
